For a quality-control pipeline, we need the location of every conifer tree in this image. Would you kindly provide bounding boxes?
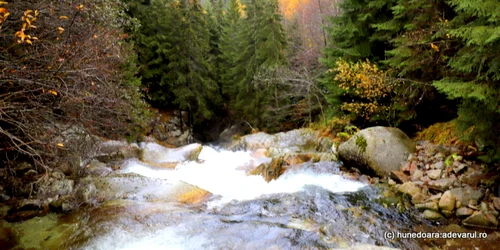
[433,0,500,161]
[320,0,396,117]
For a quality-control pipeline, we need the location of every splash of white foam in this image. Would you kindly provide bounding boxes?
[121,145,366,205]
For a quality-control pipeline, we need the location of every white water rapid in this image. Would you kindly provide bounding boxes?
[120,143,367,207]
[79,143,378,250]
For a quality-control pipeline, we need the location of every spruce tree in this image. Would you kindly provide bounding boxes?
[433,0,500,161]
[320,0,396,118]
[228,0,287,127]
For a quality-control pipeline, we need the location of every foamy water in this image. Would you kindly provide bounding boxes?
[121,144,366,205]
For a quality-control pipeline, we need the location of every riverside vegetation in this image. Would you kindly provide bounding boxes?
[0,0,499,249]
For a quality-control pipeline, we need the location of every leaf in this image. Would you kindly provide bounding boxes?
[56,143,64,147]
[57,26,64,34]
[59,15,68,19]
[49,90,58,96]
[0,7,6,13]
[0,2,9,5]
[25,39,32,45]
[430,42,439,52]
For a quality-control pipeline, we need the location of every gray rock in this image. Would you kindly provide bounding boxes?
[453,163,467,174]
[338,127,416,177]
[423,210,444,220]
[456,207,474,218]
[439,190,456,211]
[449,187,484,208]
[462,211,498,229]
[219,123,246,142]
[412,169,424,181]
[433,161,445,169]
[427,169,442,180]
[428,178,455,191]
[397,182,421,198]
[415,201,439,211]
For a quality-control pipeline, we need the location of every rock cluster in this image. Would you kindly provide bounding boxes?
[390,141,499,229]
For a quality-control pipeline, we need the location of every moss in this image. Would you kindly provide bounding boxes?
[355,135,367,152]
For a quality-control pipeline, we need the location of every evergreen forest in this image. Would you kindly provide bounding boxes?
[1,0,499,170]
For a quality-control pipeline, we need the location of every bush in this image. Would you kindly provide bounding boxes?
[0,0,150,169]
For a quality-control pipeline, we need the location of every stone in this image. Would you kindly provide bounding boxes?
[456,207,474,218]
[140,143,203,163]
[4,199,49,222]
[411,169,424,181]
[415,201,439,211]
[423,210,444,220]
[439,190,456,211]
[388,178,396,186]
[433,161,445,170]
[449,187,484,208]
[427,169,442,180]
[453,163,467,174]
[411,193,428,204]
[492,197,500,211]
[219,123,246,142]
[397,182,421,198]
[390,171,410,183]
[428,178,455,191]
[427,193,442,201]
[462,211,498,229]
[338,127,416,177]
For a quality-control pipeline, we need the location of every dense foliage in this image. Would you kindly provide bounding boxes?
[322,0,500,162]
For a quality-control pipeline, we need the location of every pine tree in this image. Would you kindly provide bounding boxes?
[218,0,243,99]
[229,0,287,127]
[433,0,500,161]
[132,0,221,125]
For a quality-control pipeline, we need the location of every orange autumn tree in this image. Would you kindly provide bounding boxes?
[0,0,149,176]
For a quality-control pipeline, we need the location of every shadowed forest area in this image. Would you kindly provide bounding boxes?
[0,0,499,201]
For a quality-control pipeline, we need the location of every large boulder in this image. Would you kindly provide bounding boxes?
[338,127,416,177]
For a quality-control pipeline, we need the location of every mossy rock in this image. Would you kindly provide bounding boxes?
[338,127,416,177]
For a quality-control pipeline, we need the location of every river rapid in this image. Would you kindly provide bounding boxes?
[1,142,470,249]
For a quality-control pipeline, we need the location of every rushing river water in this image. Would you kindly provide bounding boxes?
[3,143,494,249]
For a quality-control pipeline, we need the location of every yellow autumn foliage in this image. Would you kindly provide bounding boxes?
[333,59,394,120]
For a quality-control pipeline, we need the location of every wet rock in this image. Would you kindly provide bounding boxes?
[85,159,112,176]
[427,169,442,180]
[439,190,456,211]
[338,127,416,177]
[428,178,455,191]
[492,197,500,211]
[40,179,74,198]
[140,143,203,163]
[390,171,409,183]
[423,210,444,220]
[449,187,484,208]
[397,182,421,198]
[58,156,82,176]
[219,123,246,142]
[49,195,78,212]
[4,199,49,222]
[95,140,142,163]
[462,211,498,229]
[415,201,439,211]
[456,207,474,218]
